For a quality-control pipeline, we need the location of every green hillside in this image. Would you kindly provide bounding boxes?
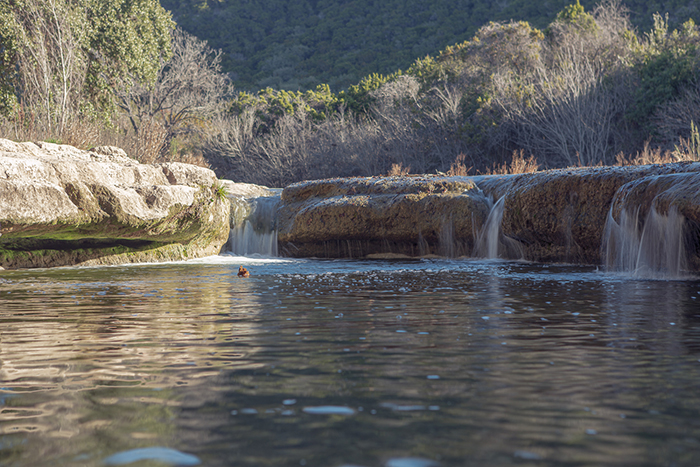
[159,0,698,91]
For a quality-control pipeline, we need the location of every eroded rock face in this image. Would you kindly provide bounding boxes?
[606,170,700,272]
[0,139,230,269]
[277,176,491,257]
[275,164,700,272]
[475,164,700,264]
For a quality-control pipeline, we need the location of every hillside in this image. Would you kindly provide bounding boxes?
[159,0,699,92]
[2,0,699,189]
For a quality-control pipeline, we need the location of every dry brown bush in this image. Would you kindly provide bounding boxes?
[387,163,411,176]
[673,124,700,161]
[482,150,540,175]
[61,119,101,150]
[446,153,472,176]
[614,141,679,165]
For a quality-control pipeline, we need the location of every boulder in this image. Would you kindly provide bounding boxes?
[277,176,491,258]
[0,139,230,269]
[476,163,700,264]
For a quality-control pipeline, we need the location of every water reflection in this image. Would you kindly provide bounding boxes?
[1,258,699,466]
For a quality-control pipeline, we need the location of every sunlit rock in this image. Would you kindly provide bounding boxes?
[0,139,230,269]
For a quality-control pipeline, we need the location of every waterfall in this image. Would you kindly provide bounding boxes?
[472,195,524,260]
[473,196,505,259]
[438,216,468,257]
[603,205,687,278]
[227,194,280,257]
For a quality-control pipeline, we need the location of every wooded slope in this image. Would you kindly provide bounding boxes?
[160,0,699,91]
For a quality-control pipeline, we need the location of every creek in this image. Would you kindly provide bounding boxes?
[1,253,699,466]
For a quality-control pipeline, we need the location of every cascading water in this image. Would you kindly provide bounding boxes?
[438,215,469,258]
[603,204,687,279]
[473,196,505,259]
[472,196,523,259]
[227,193,280,256]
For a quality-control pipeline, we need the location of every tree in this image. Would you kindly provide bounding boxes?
[0,2,21,117]
[630,15,700,136]
[115,28,232,161]
[0,0,174,134]
[8,0,86,135]
[484,1,634,166]
[82,0,174,114]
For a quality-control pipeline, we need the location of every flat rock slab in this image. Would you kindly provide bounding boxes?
[276,165,700,271]
[277,176,491,258]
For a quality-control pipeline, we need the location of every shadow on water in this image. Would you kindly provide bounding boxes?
[1,257,700,466]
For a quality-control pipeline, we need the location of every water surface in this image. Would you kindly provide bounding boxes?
[1,256,699,466]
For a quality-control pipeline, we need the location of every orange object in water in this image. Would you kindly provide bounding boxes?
[238,266,250,277]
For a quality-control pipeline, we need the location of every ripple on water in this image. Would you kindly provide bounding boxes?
[2,258,700,467]
[302,406,356,415]
[102,447,200,466]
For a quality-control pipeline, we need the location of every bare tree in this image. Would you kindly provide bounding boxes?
[13,0,85,137]
[488,1,633,166]
[116,28,232,161]
[651,80,700,148]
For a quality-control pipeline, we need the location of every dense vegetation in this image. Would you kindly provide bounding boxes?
[1,0,699,187]
[160,0,698,91]
[204,1,700,185]
[0,0,227,163]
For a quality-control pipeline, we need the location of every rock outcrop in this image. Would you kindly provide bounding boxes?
[0,139,230,269]
[277,176,491,258]
[476,163,700,265]
[275,164,700,272]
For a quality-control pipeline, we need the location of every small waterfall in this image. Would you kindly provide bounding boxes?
[472,196,524,260]
[438,216,465,257]
[603,205,687,278]
[228,194,280,256]
[473,196,505,259]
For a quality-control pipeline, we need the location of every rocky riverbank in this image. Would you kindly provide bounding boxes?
[0,139,230,269]
[276,164,700,273]
[4,137,700,274]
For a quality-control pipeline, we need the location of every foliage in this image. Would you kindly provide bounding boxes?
[0,0,174,129]
[204,0,700,185]
[629,15,699,129]
[159,0,699,92]
[115,27,231,161]
[337,73,401,114]
[212,182,228,202]
[3,0,700,186]
[82,0,175,112]
[0,3,20,116]
[551,0,598,33]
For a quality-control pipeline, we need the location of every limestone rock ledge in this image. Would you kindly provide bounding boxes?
[476,163,700,266]
[0,139,230,269]
[277,176,491,258]
[276,164,700,271]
